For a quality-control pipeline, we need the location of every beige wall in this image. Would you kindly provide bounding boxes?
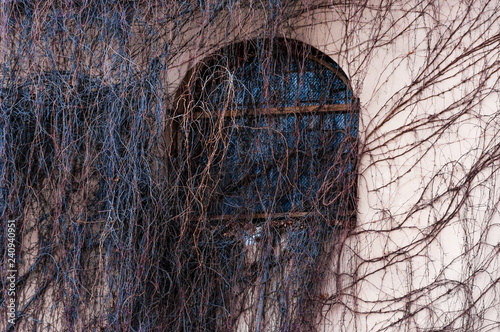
[162,1,500,330]
[6,1,499,330]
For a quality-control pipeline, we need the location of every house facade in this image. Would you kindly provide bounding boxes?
[1,0,500,331]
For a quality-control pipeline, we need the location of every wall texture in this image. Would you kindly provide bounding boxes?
[1,1,499,331]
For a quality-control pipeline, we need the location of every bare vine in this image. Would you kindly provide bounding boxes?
[0,0,499,331]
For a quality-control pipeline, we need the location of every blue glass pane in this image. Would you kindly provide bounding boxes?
[193,44,352,111]
[190,112,358,215]
[189,41,358,217]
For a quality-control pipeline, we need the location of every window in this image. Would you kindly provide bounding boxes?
[4,72,98,184]
[2,71,114,218]
[177,39,357,225]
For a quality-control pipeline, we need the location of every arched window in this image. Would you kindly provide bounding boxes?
[177,39,357,224]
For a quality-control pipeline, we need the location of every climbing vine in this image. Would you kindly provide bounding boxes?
[1,0,499,331]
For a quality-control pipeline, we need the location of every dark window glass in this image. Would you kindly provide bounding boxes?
[186,40,357,220]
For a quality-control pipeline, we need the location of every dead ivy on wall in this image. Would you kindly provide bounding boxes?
[0,0,499,331]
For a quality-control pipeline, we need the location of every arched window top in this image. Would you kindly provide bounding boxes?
[189,39,353,112]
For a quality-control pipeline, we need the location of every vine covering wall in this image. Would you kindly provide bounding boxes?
[1,0,499,331]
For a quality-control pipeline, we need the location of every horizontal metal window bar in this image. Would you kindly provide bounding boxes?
[201,210,356,221]
[192,104,358,119]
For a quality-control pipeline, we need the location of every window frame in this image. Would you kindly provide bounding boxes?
[171,40,359,226]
